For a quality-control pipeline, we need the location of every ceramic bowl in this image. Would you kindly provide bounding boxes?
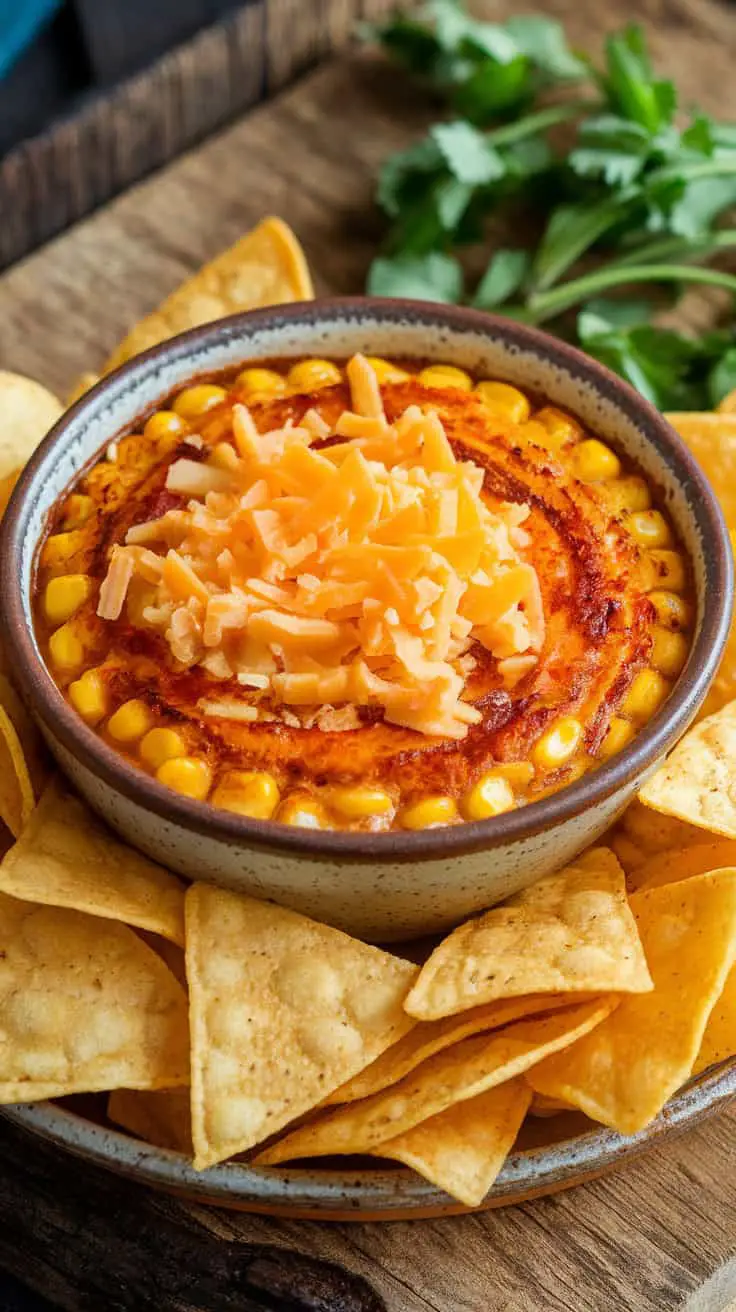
[1,299,732,940]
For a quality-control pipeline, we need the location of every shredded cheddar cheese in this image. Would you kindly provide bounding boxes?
[97,355,544,738]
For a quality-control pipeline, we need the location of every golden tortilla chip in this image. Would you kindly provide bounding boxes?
[666,413,736,523]
[186,884,417,1170]
[528,871,736,1133]
[326,994,593,1105]
[694,963,736,1074]
[404,849,650,1021]
[0,469,19,519]
[66,372,100,407]
[637,841,736,892]
[608,798,710,883]
[137,931,187,988]
[0,674,48,801]
[104,218,314,373]
[528,1092,572,1117]
[0,891,189,1102]
[0,706,35,837]
[108,1087,192,1152]
[0,778,185,945]
[375,1079,532,1208]
[0,371,63,480]
[640,701,736,838]
[253,999,614,1165]
[717,390,736,415]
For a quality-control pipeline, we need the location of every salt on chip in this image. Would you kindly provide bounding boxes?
[404,848,651,1021]
[694,962,736,1074]
[608,797,710,884]
[326,993,590,1105]
[108,1087,192,1152]
[374,1079,532,1208]
[528,871,736,1133]
[0,891,189,1101]
[640,701,736,838]
[186,884,418,1170]
[104,218,314,373]
[253,999,614,1165]
[0,778,185,945]
[0,371,63,480]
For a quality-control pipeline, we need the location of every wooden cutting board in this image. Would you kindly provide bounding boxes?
[0,0,735,1308]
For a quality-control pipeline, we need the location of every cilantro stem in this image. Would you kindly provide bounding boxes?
[484,100,597,147]
[608,229,736,268]
[527,263,736,323]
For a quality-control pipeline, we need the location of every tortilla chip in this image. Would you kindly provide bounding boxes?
[0,778,185,945]
[186,884,417,1170]
[637,841,736,892]
[375,1079,532,1208]
[253,999,614,1165]
[694,963,736,1074]
[137,931,188,988]
[0,891,189,1102]
[608,798,710,883]
[528,871,736,1133]
[666,413,736,523]
[717,390,736,415]
[528,1092,572,1117]
[104,218,314,373]
[0,469,19,519]
[0,706,35,837]
[0,674,48,801]
[66,372,100,406]
[108,1087,192,1152]
[326,993,593,1105]
[0,371,63,480]
[640,702,736,838]
[404,848,651,1021]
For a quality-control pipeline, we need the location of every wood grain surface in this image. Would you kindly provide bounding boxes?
[0,1,734,1309]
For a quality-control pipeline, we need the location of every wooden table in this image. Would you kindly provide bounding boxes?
[0,1,735,1307]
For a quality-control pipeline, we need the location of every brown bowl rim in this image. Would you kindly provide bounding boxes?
[1,297,732,862]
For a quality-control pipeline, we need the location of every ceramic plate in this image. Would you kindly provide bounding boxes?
[3,1059,734,1220]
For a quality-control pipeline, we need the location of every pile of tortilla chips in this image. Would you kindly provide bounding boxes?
[0,221,735,1212]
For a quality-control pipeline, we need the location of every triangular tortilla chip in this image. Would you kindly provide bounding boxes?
[637,841,736,892]
[640,702,736,838]
[0,778,185,945]
[326,993,590,1105]
[694,963,736,1075]
[0,370,63,479]
[374,1079,532,1208]
[0,706,35,838]
[0,675,48,800]
[609,797,710,883]
[253,1000,614,1165]
[405,848,651,1020]
[104,217,314,372]
[528,871,736,1133]
[186,884,417,1170]
[108,1087,192,1152]
[0,892,189,1102]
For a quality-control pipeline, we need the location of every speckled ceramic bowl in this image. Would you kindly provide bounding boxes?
[3,1058,735,1218]
[1,299,732,940]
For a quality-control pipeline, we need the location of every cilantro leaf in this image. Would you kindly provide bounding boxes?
[600,25,676,132]
[472,249,530,308]
[504,16,586,81]
[430,121,506,183]
[367,252,464,302]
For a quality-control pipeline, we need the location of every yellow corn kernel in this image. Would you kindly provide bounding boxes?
[156,756,212,801]
[461,773,515,822]
[534,406,582,446]
[43,574,94,625]
[40,529,87,576]
[330,786,394,820]
[492,761,535,789]
[61,493,94,528]
[622,669,670,722]
[365,357,410,385]
[212,770,280,820]
[48,623,85,672]
[107,699,153,743]
[140,727,186,770]
[277,794,330,829]
[608,475,652,515]
[287,359,342,392]
[475,381,530,423]
[627,510,672,549]
[649,590,692,631]
[399,796,458,830]
[642,549,687,592]
[418,365,473,392]
[172,384,227,420]
[144,410,188,442]
[574,439,622,482]
[597,716,635,761]
[68,667,108,725]
[532,717,584,770]
[210,441,239,471]
[236,367,287,400]
[651,627,689,678]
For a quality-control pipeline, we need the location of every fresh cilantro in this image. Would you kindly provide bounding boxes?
[367,252,465,302]
[472,249,529,309]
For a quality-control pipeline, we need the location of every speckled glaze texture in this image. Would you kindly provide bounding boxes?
[1,300,732,940]
[2,1059,734,1218]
